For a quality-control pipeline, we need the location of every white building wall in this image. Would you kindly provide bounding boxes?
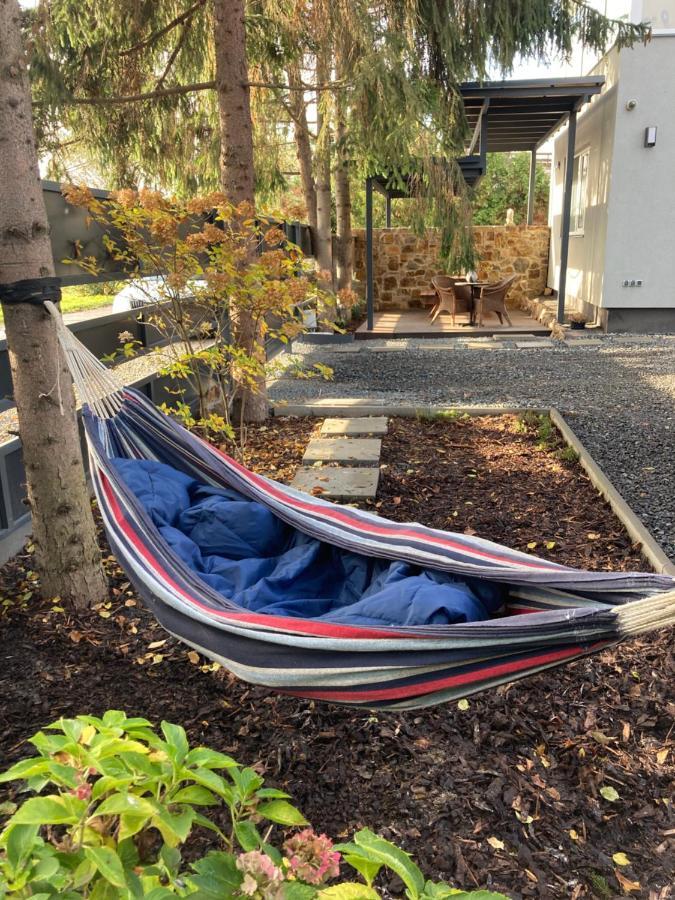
[548,33,675,320]
[548,51,620,314]
[603,35,675,309]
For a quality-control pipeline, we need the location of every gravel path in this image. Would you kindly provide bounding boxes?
[271,335,675,560]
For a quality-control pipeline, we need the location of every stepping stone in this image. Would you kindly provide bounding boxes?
[568,338,602,346]
[291,467,379,500]
[515,340,553,349]
[303,437,381,466]
[465,341,505,350]
[320,417,388,436]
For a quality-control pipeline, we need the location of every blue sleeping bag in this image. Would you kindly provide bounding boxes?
[112,458,505,627]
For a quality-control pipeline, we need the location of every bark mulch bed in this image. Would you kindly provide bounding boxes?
[1,414,673,899]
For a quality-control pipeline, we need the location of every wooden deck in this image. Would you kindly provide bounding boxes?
[355,308,548,339]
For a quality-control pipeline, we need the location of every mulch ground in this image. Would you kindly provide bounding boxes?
[1,415,673,899]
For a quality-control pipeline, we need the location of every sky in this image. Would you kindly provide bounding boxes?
[506,0,635,80]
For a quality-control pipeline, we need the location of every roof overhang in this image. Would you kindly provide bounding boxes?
[460,76,605,152]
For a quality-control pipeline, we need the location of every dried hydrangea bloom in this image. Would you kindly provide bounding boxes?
[283,828,341,886]
[236,850,285,898]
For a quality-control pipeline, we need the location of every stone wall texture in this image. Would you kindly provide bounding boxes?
[353,225,550,310]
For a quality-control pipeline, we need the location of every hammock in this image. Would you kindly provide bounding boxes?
[49,306,675,710]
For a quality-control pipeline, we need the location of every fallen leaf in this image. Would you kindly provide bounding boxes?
[98,610,111,619]
[612,852,630,866]
[187,651,200,664]
[600,786,620,803]
[569,829,580,841]
[615,870,640,893]
[656,748,669,765]
[393,496,402,506]
[148,640,167,650]
[68,631,82,644]
[487,836,505,850]
[545,541,556,549]
[457,699,470,711]
[527,541,537,549]
[587,532,601,540]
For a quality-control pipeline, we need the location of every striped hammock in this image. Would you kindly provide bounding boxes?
[49,305,675,710]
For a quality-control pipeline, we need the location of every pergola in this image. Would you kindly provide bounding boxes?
[364,75,605,329]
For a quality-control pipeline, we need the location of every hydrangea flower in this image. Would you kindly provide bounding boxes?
[236,850,285,898]
[283,828,341,885]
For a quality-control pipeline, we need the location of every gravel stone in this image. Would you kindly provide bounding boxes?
[274,335,675,560]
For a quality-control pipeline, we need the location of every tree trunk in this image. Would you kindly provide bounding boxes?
[287,62,317,233]
[334,97,353,292]
[313,52,333,288]
[0,0,107,607]
[212,0,267,423]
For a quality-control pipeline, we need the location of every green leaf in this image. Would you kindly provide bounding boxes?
[234,819,261,852]
[4,824,40,873]
[95,793,156,818]
[256,799,308,826]
[341,852,383,888]
[71,858,98,890]
[170,785,218,806]
[161,722,189,764]
[600,786,620,803]
[231,766,264,800]
[152,806,195,847]
[256,787,291,799]
[283,883,319,899]
[10,795,85,826]
[188,850,242,897]
[185,748,238,770]
[117,813,151,843]
[353,829,424,899]
[0,758,53,784]
[317,884,379,899]
[85,846,127,888]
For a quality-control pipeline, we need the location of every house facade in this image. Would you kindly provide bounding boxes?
[548,7,675,331]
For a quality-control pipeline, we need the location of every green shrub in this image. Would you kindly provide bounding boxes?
[0,711,508,899]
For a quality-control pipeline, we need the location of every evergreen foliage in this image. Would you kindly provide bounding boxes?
[25,0,649,265]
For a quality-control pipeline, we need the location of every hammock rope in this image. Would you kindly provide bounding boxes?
[44,302,675,709]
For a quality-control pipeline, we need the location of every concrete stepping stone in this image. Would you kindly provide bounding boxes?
[515,340,553,349]
[568,338,602,346]
[320,417,388,436]
[465,341,505,350]
[303,437,381,465]
[291,467,379,499]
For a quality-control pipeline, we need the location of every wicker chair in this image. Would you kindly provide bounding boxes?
[476,275,517,327]
[430,275,473,325]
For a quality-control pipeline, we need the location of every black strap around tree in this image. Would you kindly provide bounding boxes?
[0,276,62,307]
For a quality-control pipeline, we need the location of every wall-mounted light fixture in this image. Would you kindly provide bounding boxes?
[644,126,657,148]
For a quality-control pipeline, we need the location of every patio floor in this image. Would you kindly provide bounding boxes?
[355,307,548,339]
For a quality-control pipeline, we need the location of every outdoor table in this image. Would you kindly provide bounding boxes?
[453,280,489,326]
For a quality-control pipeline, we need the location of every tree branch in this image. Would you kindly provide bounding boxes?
[246,80,349,92]
[156,22,191,90]
[120,0,207,56]
[34,81,216,106]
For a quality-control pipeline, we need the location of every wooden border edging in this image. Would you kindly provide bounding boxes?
[549,408,675,576]
[273,401,675,575]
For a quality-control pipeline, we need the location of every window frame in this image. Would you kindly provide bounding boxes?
[569,149,589,236]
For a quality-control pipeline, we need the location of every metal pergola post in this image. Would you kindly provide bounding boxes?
[527,149,537,225]
[365,176,374,330]
[557,110,577,324]
[385,195,392,228]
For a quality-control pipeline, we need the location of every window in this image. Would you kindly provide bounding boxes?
[570,151,589,235]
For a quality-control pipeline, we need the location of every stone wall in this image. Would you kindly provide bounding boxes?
[353,225,550,310]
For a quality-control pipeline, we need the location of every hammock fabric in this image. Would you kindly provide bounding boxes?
[50,305,675,709]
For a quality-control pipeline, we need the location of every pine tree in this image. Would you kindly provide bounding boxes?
[0,0,107,608]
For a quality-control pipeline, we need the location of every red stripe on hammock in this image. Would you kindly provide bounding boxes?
[99,469,421,641]
[280,640,610,702]
[202,439,560,573]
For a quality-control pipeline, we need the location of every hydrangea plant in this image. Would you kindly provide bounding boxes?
[0,711,507,899]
